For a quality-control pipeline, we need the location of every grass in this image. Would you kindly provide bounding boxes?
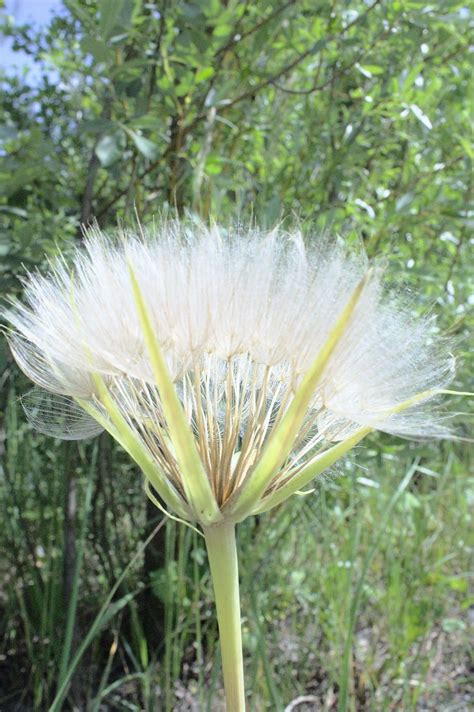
[0,379,472,710]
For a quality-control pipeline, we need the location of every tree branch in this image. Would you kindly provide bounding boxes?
[214,0,294,58]
[213,0,381,113]
[96,0,382,220]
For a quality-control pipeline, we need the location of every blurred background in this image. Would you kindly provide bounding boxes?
[0,1,472,710]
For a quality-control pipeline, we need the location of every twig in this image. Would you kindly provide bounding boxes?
[96,0,382,219]
[215,0,293,58]
[214,0,381,113]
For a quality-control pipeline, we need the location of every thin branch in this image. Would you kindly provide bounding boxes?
[214,0,381,113]
[273,22,390,96]
[215,0,294,58]
[97,144,173,220]
[97,0,382,219]
[79,95,112,230]
[80,150,101,226]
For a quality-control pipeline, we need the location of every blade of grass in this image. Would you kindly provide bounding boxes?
[337,458,420,712]
[93,673,146,707]
[248,577,284,711]
[49,518,166,712]
[57,442,98,690]
[89,625,121,712]
[163,518,177,712]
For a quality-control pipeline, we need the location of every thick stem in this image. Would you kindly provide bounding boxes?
[204,522,246,711]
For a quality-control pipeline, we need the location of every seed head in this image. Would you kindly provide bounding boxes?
[4,221,454,524]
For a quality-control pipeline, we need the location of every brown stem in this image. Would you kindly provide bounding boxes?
[80,150,100,227]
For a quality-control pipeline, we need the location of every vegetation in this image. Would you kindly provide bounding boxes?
[0,1,472,710]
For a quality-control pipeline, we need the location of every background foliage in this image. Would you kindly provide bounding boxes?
[0,1,472,710]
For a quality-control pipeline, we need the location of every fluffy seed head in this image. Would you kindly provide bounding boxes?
[4,221,454,523]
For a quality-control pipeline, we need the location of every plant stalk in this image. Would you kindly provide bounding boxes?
[204,522,245,711]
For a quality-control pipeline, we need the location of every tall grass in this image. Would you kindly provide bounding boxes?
[0,375,472,710]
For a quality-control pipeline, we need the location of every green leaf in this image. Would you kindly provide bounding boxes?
[442,617,466,633]
[95,131,126,167]
[175,78,194,97]
[410,104,433,130]
[99,0,125,39]
[0,206,27,218]
[361,64,384,75]
[80,36,112,64]
[128,131,159,160]
[447,577,468,592]
[195,66,215,83]
[81,118,115,134]
[205,154,223,175]
[457,135,473,159]
[201,0,222,18]
[0,125,18,142]
[64,0,95,29]
[213,23,233,38]
[395,192,415,213]
[150,562,178,603]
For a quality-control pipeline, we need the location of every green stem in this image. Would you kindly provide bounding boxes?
[204,522,246,711]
